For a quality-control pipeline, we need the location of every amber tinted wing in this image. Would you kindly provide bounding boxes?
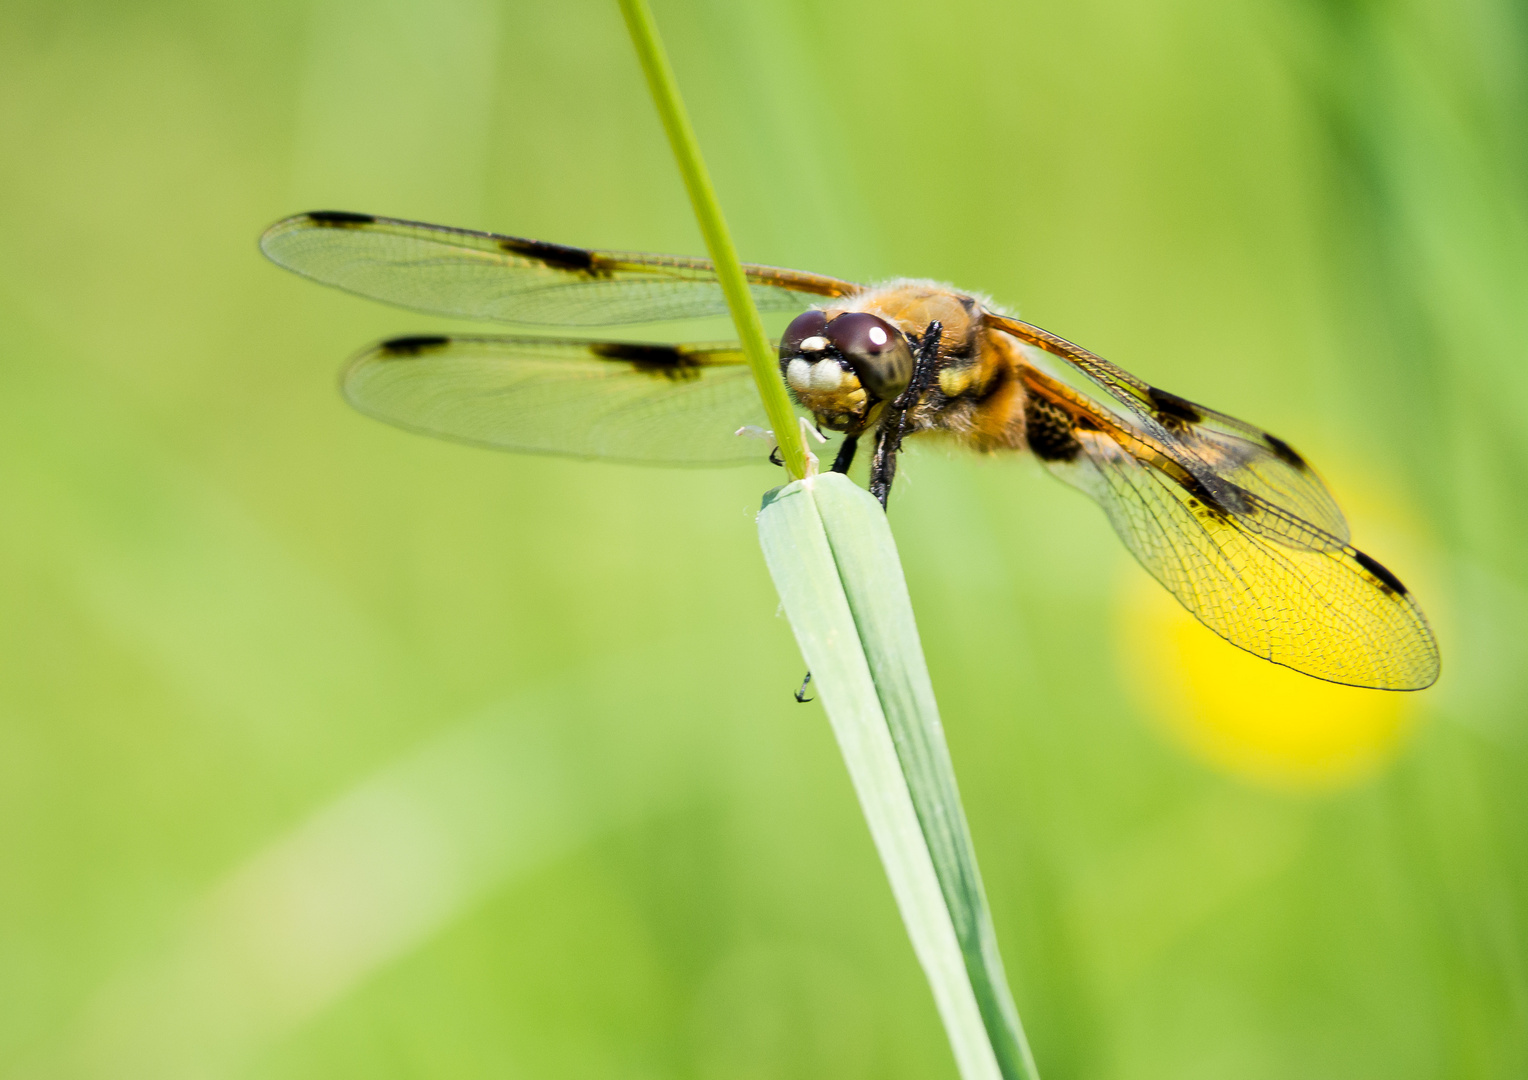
[262,212,860,326]
[1018,366,1438,690]
[343,335,775,465]
[986,312,1348,547]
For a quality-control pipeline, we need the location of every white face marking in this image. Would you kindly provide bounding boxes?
[786,358,812,391]
[867,325,889,346]
[808,359,843,391]
[799,335,829,353]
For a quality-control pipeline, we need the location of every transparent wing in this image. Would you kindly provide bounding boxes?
[1143,398,1348,545]
[988,311,1349,547]
[1026,377,1439,690]
[343,335,777,465]
[262,212,860,327]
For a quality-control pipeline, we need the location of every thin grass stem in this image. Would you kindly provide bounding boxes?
[615,0,809,480]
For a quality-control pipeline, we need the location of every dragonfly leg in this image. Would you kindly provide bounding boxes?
[831,434,859,474]
[794,671,813,703]
[868,321,942,508]
[869,427,899,507]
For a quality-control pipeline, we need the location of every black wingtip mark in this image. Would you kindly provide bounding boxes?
[1353,549,1408,597]
[307,210,377,227]
[379,335,450,358]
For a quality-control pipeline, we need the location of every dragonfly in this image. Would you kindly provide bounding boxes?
[260,210,1440,691]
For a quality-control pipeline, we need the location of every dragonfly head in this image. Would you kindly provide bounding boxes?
[779,309,913,430]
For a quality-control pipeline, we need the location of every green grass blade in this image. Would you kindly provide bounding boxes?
[760,474,1039,1080]
[615,0,809,480]
[617,5,1036,1071]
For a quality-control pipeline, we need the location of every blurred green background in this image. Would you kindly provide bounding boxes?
[3,0,1526,1077]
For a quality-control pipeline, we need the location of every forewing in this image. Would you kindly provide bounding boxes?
[1041,419,1439,690]
[343,335,775,465]
[262,212,860,326]
[987,311,1349,546]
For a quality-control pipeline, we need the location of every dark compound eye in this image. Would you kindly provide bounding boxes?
[825,312,897,358]
[824,312,913,399]
[779,309,829,359]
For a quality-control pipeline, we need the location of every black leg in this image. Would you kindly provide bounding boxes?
[868,425,899,507]
[867,321,942,509]
[831,434,859,474]
[805,328,937,695]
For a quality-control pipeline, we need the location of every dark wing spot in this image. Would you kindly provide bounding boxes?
[590,341,701,380]
[1264,433,1309,470]
[497,236,597,273]
[1177,473,1235,520]
[1353,548,1408,597]
[1024,396,1081,462]
[378,335,450,357]
[1148,387,1204,425]
[307,210,376,227]
[590,341,684,365]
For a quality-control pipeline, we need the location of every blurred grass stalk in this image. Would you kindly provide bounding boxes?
[615,2,1037,1076]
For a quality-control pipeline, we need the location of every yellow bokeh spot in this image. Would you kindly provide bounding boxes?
[1117,571,1417,791]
